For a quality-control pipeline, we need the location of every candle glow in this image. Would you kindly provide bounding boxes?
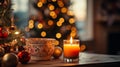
[63,37,80,59]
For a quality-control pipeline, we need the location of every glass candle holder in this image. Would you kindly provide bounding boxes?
[63,38,80,63]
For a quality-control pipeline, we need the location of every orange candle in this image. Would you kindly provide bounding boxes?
[63,37,80,59]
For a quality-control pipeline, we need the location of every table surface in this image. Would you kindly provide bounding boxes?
[18,52,120,67]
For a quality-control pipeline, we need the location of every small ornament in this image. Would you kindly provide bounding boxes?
[0,46,5,57]
[2,31,8,38]
[53,46,62,59]
[2,53,18,67]
[17,51,30,64]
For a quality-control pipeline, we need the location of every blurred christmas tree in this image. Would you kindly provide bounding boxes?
[0,0,25,53]
[26,0,79,46]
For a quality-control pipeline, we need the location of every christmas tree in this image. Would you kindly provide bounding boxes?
[26,0,79,46]
[0,0,25,53]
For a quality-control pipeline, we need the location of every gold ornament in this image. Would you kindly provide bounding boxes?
[53,46,62,59]
[2,53,18,67]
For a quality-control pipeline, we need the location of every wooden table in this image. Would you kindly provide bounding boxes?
[18,52,120,67]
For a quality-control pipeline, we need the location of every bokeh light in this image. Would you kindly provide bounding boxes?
[28,24,34,29]
[57,21,62,27]
[59,17,65,23]
[41,0,46,4]
[48,4,55,10]
[37,23,43,29]
[69,18,75,24]
[52,0,56,2]
[29,20,34,24]
[57,1,64,7]
[48,20,54,26]
[56,33,62,39]
[37,2,43,7]
[41,31,46,37]
[67,11,74,16]
[61,7,67,13]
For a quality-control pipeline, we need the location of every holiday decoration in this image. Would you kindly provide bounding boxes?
[0,0,25,54]
[27,0,79,46]
[17,51,30,64]
[1,53,18,67]
[53,46,62,59]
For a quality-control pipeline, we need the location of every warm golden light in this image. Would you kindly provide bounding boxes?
[15,31,20,35]
[71,27,77,31]
[70,31,76,38]
[48,20,54,26]
[29,20,34,24]
[41,0,46,4]
[57,1,64,7]
[57,21,62,27]
[50,11,55,16]
[61,7,67,13]
[69,18,75,24]
[41,31,46,37]
[52,14,57,19]
[52,0,56,2]
[37,23,43,29]
[59,18,65,23]
[56,33,62,39]
[48,4,55,10]
[37,2,43,7]
[54,40,59,46]
[70,37,73,44]
[29,24,34,29]
[67,11,74,16]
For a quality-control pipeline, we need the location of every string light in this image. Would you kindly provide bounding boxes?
[52,14,57,19]
[28,24,34,29]
[37,2,43,7]
[70,27,77,37]
[69,18,75,24]
[50,11,56,16]
[57,1,64,7]
[57,21,62,27]
[59,17,65,23]
[48,4,55,10]
[37,23,43,29]
[56,33,62,39]
[61,7,67,13]
[54,40,59,46]
[41,0,46,4]
[29,20,34,24]
[67,11,74,16]
[41,31,46,37]
[52,0,56,2]
[48,20,54,26]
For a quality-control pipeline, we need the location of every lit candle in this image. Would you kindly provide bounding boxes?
[63,37,80,59]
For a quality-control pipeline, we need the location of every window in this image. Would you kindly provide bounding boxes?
[70,0,93,41]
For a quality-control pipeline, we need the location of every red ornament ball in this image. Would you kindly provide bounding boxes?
[2,31,8,38]
[17,51,30,64]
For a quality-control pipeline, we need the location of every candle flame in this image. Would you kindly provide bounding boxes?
[70,37,73,44]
